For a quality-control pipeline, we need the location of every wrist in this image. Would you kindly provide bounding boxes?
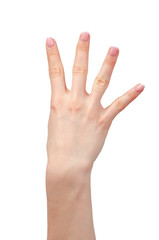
[46,159,92,201]
[46,156,93,180]
[46,159,95,240]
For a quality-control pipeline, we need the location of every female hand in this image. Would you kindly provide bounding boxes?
[45,32,144,240]
[46,32,144,174]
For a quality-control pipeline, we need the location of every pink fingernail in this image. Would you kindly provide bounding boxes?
[135,84,145,92]
[47,37,54,48]
[109,47,119,56]
[80,32,89,42]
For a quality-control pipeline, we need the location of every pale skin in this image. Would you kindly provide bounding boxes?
[45,32,145,240]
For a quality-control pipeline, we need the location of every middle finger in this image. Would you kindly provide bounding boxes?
[71,32,90,97]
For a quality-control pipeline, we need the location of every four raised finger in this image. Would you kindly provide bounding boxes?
[91,46,119,103]
[101,83,145,123]
[46,37,67,96]
[71,32,90,97]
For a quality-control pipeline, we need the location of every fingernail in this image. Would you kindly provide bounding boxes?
[47,37,54,48]
[135,84,145,92]
[80,32,89,42]
[109,47,119,56]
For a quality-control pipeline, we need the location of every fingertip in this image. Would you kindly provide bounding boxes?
[79,32,90,42]
[46,37,55,48]
[109,46,119,57]
[135,84,145,93]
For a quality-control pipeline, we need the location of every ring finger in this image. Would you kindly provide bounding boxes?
[91,46,119,103]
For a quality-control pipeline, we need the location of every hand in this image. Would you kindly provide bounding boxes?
[45,32,144,240]
[46,32,144,174]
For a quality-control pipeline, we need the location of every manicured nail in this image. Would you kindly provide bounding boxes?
[109,47,119,56]
[80,32,89,42]
[135,84,145,92]
[47,37,54,48]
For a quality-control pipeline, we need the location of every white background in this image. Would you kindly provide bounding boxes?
[0,0,158,239]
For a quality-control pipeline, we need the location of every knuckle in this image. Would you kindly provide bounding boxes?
[104,56,116,66]
[72,65,88,75]
[77,43,89,52]
[115,98,125,112]
[98,118,105,127]
[127,92,135,101]
[50,103,57,112]
[50,96,63,111]
[84,108,96,121]
[47,47,57,56]
[98,117,111,130]
[98,119,112,131]
[68,98,82,113]
[95,75,109,88]
[49,65,63,78]
[47,46,58,56]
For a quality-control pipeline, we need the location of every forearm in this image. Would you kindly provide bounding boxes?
[46,160,96,240]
